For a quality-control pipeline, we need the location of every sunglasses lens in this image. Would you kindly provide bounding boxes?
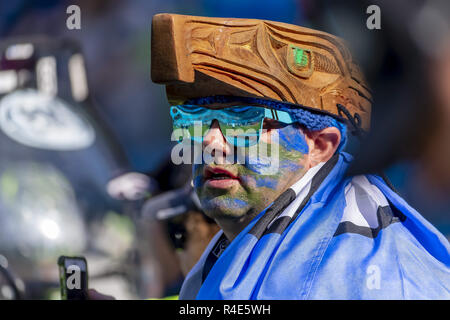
[171,105,265,146]
[186,122,211,143]
[219,120,260,147]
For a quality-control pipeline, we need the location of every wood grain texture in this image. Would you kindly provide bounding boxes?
[151,13,372,130]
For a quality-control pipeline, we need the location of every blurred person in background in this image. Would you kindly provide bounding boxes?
[139,182,219,299]
[0,36,157,299]
[89,181,220,300]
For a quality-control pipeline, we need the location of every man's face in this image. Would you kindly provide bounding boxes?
[193,117,310,221]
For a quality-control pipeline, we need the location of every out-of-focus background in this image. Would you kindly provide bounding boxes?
[0,0,448,299]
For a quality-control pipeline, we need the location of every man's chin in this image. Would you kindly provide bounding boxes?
[200,197,250,220]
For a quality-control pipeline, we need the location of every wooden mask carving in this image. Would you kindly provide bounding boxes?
[151,13,372,130]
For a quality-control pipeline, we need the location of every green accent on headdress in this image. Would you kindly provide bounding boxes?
[292,46,308,67]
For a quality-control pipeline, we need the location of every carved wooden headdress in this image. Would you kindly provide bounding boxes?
[151,14,372,130]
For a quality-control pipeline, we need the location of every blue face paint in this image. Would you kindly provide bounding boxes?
[255,177,278,189]
[278,125,309,154]
[201,197,248,212]
[245,158,277,175]
[193,175,203,188]
[279,159,303,172]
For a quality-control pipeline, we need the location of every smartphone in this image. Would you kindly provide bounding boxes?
[57,256,88,300]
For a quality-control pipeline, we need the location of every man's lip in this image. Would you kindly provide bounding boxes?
[204,178,239,189]
[203,166,240,181]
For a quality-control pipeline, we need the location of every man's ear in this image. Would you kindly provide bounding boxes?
[304,127,341,168]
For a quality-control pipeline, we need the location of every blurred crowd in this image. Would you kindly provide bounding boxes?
[0,0,448,299]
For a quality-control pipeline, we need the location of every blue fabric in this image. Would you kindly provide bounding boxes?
[186,95,348,151]
[195,152,450,299]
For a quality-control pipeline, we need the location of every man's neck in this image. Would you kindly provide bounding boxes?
[214,209,259,241]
